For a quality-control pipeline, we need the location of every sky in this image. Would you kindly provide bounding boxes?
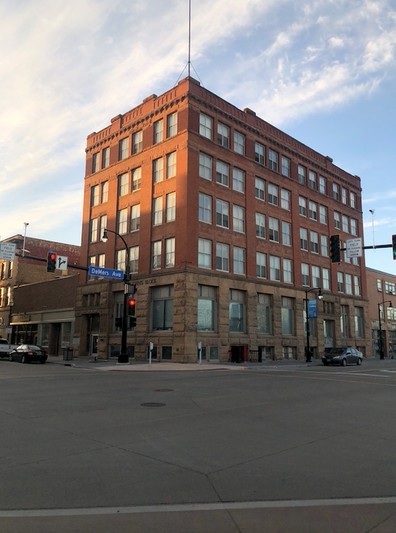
[1,0,396,274]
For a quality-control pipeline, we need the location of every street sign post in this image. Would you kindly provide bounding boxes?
[88,265,124,280]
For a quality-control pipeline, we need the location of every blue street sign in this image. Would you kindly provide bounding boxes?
[307,299,317,318]
[88,265,124,280]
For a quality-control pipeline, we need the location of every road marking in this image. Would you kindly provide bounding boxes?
[2,497,396,518]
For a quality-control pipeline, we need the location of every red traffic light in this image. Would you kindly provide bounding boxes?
[127,297,136,316]
[47,251,57,273]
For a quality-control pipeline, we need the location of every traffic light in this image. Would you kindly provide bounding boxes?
[392,234,396,260]
[330,235,340,263]
[46,251,57,272]
[127,296,136,328]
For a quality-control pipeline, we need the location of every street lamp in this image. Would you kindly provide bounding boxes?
[305,287,323,363]
[378,300,392,360]
[102,228,130,364]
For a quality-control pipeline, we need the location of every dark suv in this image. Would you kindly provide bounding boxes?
[322,347,363,366]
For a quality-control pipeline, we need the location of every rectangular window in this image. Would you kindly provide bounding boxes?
[256,252,267,278]
[199,153,212,180]
[257,293,272,334]
[101,181,108,203]
[282,221,291,246]
[319,176,327,195]
[322,268,330,291]
[216,160,229,186]
[198,238,212,269]
[268,184,278,205]
[268,217,279,242]
[342,187,348,205]
[270,256,280,281]
[153,119,163,144]
[281,189,290,210]
[90,218,98,243]
[118,173,129,196]
[340,305,350,338]
[301,263,310,286]
[268,149,278,171]
[92,153,100,173]
[229,289,245,332]
[310,231,319,253]
[166,192,176,222]
[354,275,361,296]
[102,147,110,169]
[118,208,128,234]
[337,271,344,293]
[198,193,212,224]
[308,201,317,220]
[165,238,175,268]
[216,199,229,228]
[321,235,328,257]
[234,131,245,155]
[281,156,290,177]
[152,241,162,270]
[132,130,143,154]
[345,273,353,294]
[132,167,141,191]
[332,183,340,201]
[199,113,213,139]
[299,196,307,216]
[119,138,129,160]
[300,228,308,251]
[99,215,107,241]
[166,152,176,179]
[309,170,317,190]
[256,213,266,238]
[116,249,126,271]
[167,112,177,137]
[153,158,164,183]
[232,168,245,193]
[233,205,245,233]
[281,297,295,335]
[334,212,341,229]
[233,247,246,275]
[217,122,230,148]
[91,185,100,207]
[98,254,105,268]
[153,197,163,226]
[283,258,293,284]
[216,243,229,271]
[350,219,357,236]
[129,246,139,274]
[198,285,216,331]
[131,204,140,231]
[342,215,349,233]
[319,205,327,224]
[312,265,321,288]
[350,192,356,208]
[298,165,306,185]
[354,307,364,338]
[152,285,173,331]
[255,142,265,165]
[255,177,265,200]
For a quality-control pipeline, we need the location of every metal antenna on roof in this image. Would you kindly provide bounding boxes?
[188,0,191,77]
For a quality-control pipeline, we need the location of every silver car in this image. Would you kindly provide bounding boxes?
[322,347,363,366]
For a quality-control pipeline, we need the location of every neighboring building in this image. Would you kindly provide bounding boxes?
[77,76,369,362]
[366,267,396,358]
[11,275,80,357]
[0,234,81,342]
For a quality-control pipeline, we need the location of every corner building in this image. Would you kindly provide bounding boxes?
[77,77,369,362]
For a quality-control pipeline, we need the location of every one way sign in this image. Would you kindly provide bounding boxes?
[56,255,68,271]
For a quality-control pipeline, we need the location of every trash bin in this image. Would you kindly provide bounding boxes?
[63,348,73,361]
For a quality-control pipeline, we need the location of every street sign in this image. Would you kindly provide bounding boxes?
[345,237,363,258]
[88,265,124,279]
[0,242,16,261]
[57,255,68,271]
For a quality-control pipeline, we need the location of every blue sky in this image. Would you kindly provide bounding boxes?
[1,0,396,274]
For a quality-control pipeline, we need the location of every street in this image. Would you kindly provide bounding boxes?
[1,358,396,532]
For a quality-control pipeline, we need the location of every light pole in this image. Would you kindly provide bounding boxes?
[305,287,323,363]
[378,300,392,360]
[102,228,130,364]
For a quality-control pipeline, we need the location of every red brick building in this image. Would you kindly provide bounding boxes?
[77,77,369,362]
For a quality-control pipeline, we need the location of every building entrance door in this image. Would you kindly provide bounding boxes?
[323,320,335,349]
[90,334,99,358]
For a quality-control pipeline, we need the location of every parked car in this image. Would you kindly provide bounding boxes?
[322,347,363,366]
[8,345,47,364]
[0,338,19,358]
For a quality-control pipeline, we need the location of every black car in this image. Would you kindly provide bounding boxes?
[322,347,363,366]
[8,344,47,364]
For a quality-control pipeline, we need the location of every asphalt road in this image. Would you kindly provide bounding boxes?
[1,357,396,532]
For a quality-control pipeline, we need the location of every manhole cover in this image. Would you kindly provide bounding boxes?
[154,388,174,392]
[141,402,166,408]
